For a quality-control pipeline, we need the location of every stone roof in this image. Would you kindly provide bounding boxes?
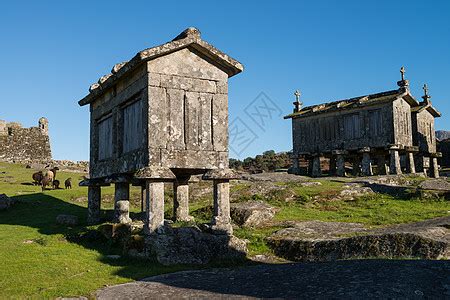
[411,101,441,117]
[78,27,244,107]
[284,88,420,119]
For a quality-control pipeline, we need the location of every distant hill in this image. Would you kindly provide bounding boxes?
[436,130,450,141]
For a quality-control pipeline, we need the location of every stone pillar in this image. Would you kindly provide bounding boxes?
[212,179,232,234]
[311,155,321,177]
[308,158,314,176]
[173,176,193,222]
[145,181,165,234]
[359,148,372,176]
[430,157,439,178]
[113,182,130,223]
[87,186,101,225]
[134,166,176,235]
[288,155,301,175]
[329,156,337,176]
[377,155,389,175]
[202,168,236,235]
[389,149,402,175]
[352,156,360,176]
[336,154,346,177]
[407,152,416,174]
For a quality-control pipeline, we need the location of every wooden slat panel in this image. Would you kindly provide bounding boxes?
[123,99,143,153]
[98,116,113,160]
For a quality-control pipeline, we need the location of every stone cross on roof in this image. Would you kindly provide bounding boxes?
[422,83,431,103]
[397,66,409,89]
[293,90,302,112]
[400,66,406,81]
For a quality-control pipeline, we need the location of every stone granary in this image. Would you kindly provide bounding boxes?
[285,68,442,178]
[0,117,52,163]
[78,28,243,235]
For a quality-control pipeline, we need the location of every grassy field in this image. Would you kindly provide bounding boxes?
[0,161,448,297]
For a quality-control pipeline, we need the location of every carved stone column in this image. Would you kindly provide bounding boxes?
[359,147,373,176]
[288,154,301,175]
[329,156,337,176]
[332,150,347,177]
[311,154,321,178]
[377,154,389,175]
[80,178,110,225]
[173,175,193,222]
[203,168,237,235]
[87,186,101,225]
[389,147,402,175]
[135,166,176,235]
[430,153,442,178]
[113,182,131,224]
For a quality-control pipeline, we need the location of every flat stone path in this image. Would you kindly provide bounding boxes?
[97,260,450,299]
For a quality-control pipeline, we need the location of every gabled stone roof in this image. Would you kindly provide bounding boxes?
[284,88,419,119]
[78,27,244,107]
[411,101,441,117]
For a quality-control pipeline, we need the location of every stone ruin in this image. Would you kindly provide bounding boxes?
[77,27,245,263]
[0,117,52,163]
[285,68,442,178]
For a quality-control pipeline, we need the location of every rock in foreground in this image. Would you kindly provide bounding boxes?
[267,217,450,261]
[146,226,247,265]
[230,201,279,227]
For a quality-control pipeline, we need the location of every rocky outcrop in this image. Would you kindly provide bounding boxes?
[267,217,450,261]
[230,201,279,227]
[146,226,247,265]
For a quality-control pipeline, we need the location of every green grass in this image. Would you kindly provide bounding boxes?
[0,161,448,297]
[0,162,187,298]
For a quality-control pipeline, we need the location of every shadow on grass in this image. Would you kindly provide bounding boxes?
[0,193,251,282]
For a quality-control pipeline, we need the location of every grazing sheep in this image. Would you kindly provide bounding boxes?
[32,171,43,185]
[53,179,60,189]
[65,178,72,189]
[44,170,54,182]
[41,176,52,191]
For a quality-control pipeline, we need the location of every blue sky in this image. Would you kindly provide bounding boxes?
[1,0,449,161]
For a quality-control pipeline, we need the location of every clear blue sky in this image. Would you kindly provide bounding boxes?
[1,0,449,161]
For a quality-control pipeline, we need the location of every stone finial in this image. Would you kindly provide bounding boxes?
[98,74,112,85]
[293,90,303,113]
[89,83,100,93]
[172,27,201,41]
[111,62,127,74]
[422,83,431,104]
[397,66,409,89]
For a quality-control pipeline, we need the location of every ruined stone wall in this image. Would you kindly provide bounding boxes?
[292,103,393,154]
[0,120,51,163]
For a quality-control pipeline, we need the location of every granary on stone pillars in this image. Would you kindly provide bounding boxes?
[411,84,441,178]
[78,28,243,235]
[284,67,442,178]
